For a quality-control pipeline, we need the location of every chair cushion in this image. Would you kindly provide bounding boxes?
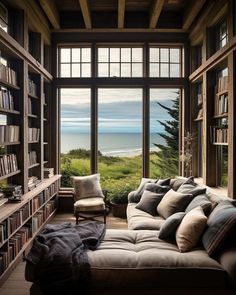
[74,197,105,212]
[72,173,104,201]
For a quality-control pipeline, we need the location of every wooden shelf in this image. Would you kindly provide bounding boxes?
[43,118,47,121]
[43,161,48,164]
[0,170,21,181]
[28,93,39,100]
[43,142,48,145]
[194,117,203,122]
[0,108,20,115]
[216,90,228,96]
[28,114,38,119]
[28,141,39,144]
[28,163,40,169]
[212,142,228,146]
[213,113,228,119]
[0,141,20,146]
[0,79,20,90]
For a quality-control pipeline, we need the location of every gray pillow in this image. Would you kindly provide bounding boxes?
[145,183,170,194]
[133,178,157,203]
[135,190,164,216]
[185,194,212,216]
[202,201,236,257]
[159,212,185,240]
[157,189,193,219]
[157,178,171,186]
[177,177,206,197]
[171,177,193,191]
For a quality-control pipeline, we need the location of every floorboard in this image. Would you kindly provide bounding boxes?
[0,212,127,295]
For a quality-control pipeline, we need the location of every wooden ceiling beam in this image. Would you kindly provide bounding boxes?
[149,0,165,29]
[38,0,60,29]
[182,0,206,30]
[79,0,92,29]
[118,0,125,29]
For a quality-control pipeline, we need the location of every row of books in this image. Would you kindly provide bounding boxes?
[28,98,35,115]
[44,167,54,178]
[44,183,57,200]
[0,125,19,143]
[0,220,7,244]
[28,127,40,142]
[28,176,41,191]
[0,249,8,276]
[28,151,37,166]
[28,78,37,97]
[216,76,228,93]
[214,94,228,116]
[9,225,31,261]
[0,154,18,177]
[32,193,45,213]
[0,88,14,110]
[9,203,30,234]
[211,127,228,144]
[0,63,17,86]
[32,201,55,234]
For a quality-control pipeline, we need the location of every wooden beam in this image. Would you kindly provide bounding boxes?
[38,0,60,29]
[182,0,206,30]
[79,0,92,29]
[118,0,125,29]
[149,0,165,29]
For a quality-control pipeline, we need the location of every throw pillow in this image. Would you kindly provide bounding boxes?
[135,190,164,216]
[157,189,193,219]
[202,200,236,257]
[185,194,212,216]
[171,177,193,191]
[144,183,170,194]
[71,173,104,201]
[157,178,171,186]
[159,212,186,240]
[176,206,207,252]
[177,177,206,197]
[132,178,157,203]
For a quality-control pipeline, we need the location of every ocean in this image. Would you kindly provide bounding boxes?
[61,132,164,156]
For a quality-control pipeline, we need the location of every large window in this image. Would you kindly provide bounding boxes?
[149,47,182,77]
[97,47,143,77]
[58,47,91,77]
[60,88,91,187]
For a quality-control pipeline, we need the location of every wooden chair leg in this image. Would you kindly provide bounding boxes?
[75,213,79,225]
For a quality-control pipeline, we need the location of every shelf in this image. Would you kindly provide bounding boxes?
[43,118,47,121]
[0,141,20,146]
[43,142,48,145]
[28,163,40,169]
[194,117,203,122]
[43,161,48,164]
[0,170,21,181]
[216,90,228,96]
[28,141,39,144]
[0,108,20,115]
[28,93,39,100]
[212,142,228,146]
[213,113,228,119]
[0,79,20,90]
[28,114,38,119]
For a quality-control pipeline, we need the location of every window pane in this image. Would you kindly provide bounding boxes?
[160,48,169,62]
[170,64,180,77]
[110,63,120,77]
[121,48,131,62]
[150,48,159,62]
[98,48,109,62]
[149,88,180,178]
[110,48,120,62]
[60,48,71,63]
[98,88,142,195]
[72,48,80,62]
[60,88,91,186]
[72,64,80,77]
[60,63,71,77]
[81,63,91,77]
[121,63,131,77]
[132,63,143,77]
[160,63,169,77]
[132,48,142,62]
[170,48,180,63]
[149,63,159,77]
[81,48,91,62]
[98,63,109,77]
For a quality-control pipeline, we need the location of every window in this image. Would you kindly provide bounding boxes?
[149,47,182,77]
[0,2,8,32]
[97,47,143,77]
[58,47,91,77]
[217,20,228,49]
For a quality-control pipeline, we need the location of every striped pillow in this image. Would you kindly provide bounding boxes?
[202,200,236,256]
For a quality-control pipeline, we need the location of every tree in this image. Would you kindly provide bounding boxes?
[152,91,179,177]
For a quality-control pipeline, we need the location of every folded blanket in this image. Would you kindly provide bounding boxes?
[25,221,105,294]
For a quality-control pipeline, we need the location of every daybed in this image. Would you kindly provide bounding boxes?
[26,177,236,295]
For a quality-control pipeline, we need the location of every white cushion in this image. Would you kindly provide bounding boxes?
[74,197,105,212]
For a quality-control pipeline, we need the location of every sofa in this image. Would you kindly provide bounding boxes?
[27,177,236,295]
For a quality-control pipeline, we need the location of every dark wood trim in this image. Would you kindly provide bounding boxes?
[143,85,149,177]
[118,0,125,29]
[149,0,165,29]
[91,86,97,174]
[182,0,207,30]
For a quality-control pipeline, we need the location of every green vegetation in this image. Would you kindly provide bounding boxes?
[61,148,161,203]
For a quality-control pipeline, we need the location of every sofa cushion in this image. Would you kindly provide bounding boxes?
[144,183,170,194]
[176,207,207,252]
[171,177,193,191]
[185,194,212,216]
[177,177,206,197]
[127,203,165,230]
[132,178,157,203]
[157,178,171,186]
[159,212,185,240]
[88,229,226,289]
[157,189,193,219]
[135,190,164,216]
[202,200,236,257]
[71,173,104,201]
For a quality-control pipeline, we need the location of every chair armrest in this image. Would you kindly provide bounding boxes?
[219,247,236,289]
[128,191,137,203]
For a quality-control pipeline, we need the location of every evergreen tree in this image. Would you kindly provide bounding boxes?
[152,91,179,177]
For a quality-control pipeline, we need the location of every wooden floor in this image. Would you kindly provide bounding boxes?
[0,212,128,295]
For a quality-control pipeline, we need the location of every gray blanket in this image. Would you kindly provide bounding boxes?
[25,221,106,294]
